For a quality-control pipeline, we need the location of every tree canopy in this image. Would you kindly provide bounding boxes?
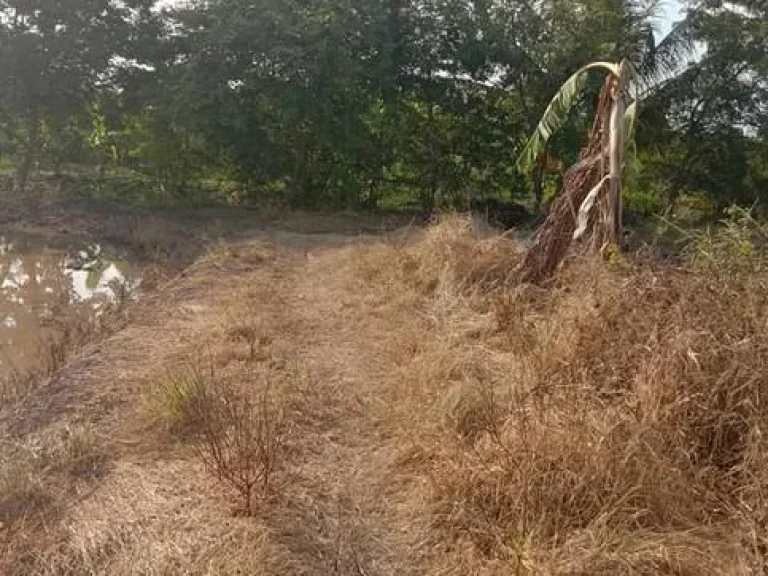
[0,0,765,215]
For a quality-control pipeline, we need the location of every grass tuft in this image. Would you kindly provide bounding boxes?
[150,364,285,515]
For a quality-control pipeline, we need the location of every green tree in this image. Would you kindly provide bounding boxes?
[0,0,154,192]
[639,0,768,210]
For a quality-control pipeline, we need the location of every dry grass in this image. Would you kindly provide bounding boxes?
[2,213,768,574]
[368,216,768,574]
[0,422,106,572]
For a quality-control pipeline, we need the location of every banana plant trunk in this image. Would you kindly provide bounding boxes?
[606,59,630,246]
[516,58,634,284]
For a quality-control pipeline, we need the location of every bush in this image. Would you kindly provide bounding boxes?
[194,380,283,515]
[623,184,664,221]
[683,205,768,276]
[154,365,284,515]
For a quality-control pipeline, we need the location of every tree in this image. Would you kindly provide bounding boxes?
[0,0,153,193]
[638,0,768,210]
[516,59,636,285]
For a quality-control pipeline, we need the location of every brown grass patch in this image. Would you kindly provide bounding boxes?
[365,217,768,574]
[4,213,768,574]
[0,422,107,571]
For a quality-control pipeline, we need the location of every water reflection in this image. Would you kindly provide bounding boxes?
[0,233,139,377]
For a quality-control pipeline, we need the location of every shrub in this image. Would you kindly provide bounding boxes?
[154,364,284,515]
[683,205,768,276]
[623,184,665,220]
[192,379,284,515]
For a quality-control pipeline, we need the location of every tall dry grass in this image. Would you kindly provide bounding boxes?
[362,215,768,574]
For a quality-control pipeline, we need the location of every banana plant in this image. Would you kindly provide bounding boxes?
[518,58,637,245]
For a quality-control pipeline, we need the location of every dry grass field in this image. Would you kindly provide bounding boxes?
[2,213,768,575]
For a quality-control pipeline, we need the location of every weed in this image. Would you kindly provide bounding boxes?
[61,424,103,477]
[154,364,285,514]
[193,378,284,515]
[149,369,208,437]
[683,205,768,276]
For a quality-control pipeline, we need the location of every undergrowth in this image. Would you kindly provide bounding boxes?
[371,214,768,574]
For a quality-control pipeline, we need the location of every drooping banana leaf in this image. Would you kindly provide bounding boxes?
[516,61,619,174]
[573,176,610,241]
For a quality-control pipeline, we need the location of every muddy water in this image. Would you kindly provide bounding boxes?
[0,232,140,378]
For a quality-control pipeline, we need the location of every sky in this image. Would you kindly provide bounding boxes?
[658,0,685,38]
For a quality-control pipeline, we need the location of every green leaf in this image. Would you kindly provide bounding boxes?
[516,62,618,174]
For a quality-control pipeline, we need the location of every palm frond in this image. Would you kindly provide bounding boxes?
[516,62,618,173]
[638,15,697,91]
[641,63,701,104]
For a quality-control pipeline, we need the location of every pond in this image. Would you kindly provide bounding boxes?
[0,231,140,378]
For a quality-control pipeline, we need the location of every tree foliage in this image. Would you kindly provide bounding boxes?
[0,0,764,214]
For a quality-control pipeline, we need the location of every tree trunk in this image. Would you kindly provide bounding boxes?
[533,151,545,213]
[421,101,438,215]
[292,132,311,205]
[15,112,41,195]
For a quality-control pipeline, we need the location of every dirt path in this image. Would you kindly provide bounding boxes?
[1,230,431,575]
[264,246,430,575]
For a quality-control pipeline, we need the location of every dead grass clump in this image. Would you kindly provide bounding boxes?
[432,426,722,574]
[440,382,502,443]
[151,364,285,515]
[0,423,104,495]
[0,423,105,570]
[395,215,523,296]
[422,256,768,573]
